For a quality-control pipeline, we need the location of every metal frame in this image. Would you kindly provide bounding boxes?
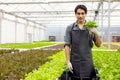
[0,0,120,27]
[0,0,120,45]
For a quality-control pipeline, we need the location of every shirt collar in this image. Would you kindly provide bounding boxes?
[73,21,87,30]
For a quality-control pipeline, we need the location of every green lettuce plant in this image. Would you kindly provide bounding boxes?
[23,51,66,80]
[85,21,98,29]
[117,48,120,52]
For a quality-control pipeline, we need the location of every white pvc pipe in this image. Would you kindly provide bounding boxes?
[108,0,111,49]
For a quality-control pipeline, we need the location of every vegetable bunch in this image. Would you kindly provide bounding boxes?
[85,21,98,29]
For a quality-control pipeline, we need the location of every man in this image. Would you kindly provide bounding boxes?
[64,4,102,80]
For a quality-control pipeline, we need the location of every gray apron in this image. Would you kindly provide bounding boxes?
[70,28,95,78]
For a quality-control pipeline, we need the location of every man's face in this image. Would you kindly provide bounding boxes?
[75,9,87,22]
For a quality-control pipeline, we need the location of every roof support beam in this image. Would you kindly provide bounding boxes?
[21,15,120,18]
[0,0,120,5]
[7,9,120,14]
[0,9,45,27]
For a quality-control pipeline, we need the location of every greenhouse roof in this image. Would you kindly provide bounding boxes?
[0,0,120,27]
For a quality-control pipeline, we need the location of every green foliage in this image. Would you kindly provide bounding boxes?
[93,45,110,49]
[93,51,120,80]
[1,42,120,80]
[0,41,58,49]
[33,40,50,42]
[0,49,19,54]
[0,49,19,55]
[24,51,66,80]
[105,42,120,46]
[85,21,98,29]
[0,49,60,80]
[23,47,120,80]
[117,48,120,52]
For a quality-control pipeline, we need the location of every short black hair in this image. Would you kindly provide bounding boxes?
[74,4,87,14]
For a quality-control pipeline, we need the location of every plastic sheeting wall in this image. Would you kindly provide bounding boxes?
[0,16,45,43]
[1,20,15,43]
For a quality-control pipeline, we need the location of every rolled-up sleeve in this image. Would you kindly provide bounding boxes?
[64,26,71,47]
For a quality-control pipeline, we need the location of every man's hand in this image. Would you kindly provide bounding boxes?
[89,28,99,36]
[67,61,73,73]
[89,28,102,47]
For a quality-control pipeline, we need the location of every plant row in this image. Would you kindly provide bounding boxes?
[23,51,66,80]
[24,50,120,80]
[0,49,61,80]
[0,41,57,49]
[0,49,19,55]
[93,51,120,80]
